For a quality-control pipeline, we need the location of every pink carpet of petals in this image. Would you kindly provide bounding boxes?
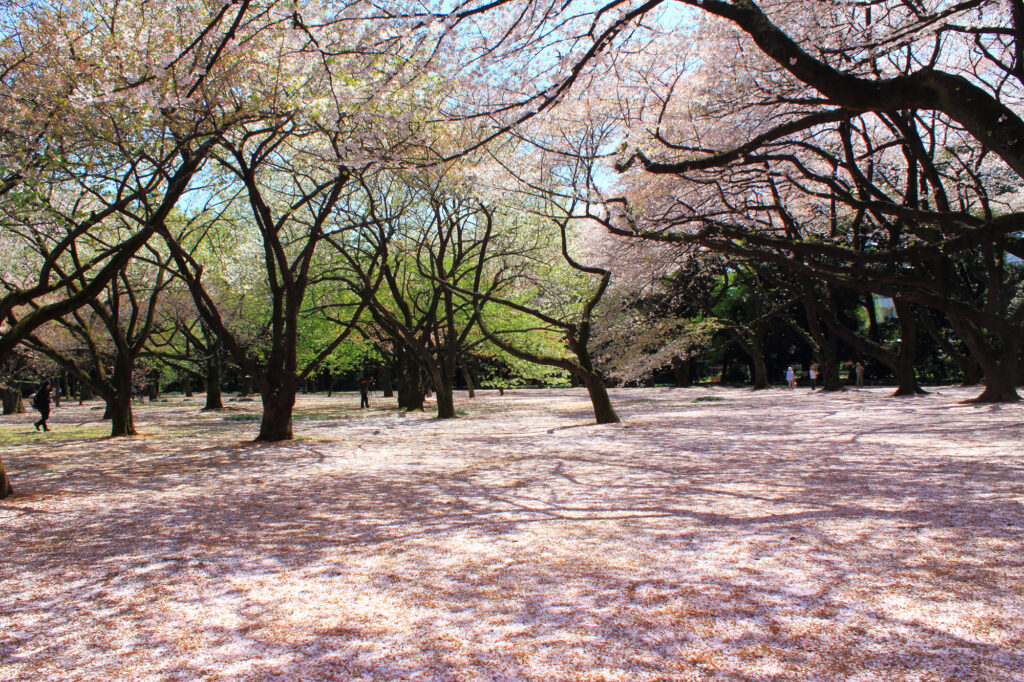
[1,386,1022,680]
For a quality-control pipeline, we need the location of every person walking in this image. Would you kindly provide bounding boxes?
[785,366,796,390]
[855,361,865,390]
[32,380,52,432]
[808,363,819,390]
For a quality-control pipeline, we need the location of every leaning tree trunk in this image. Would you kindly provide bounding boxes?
[826,301,926,397]
[580,372,620,424]
[0,456,12,499]
[919,310,981,386]
[257,381,298,441]
[730,327,770,390]
[461,363,476,398]
[953,318,1021,403]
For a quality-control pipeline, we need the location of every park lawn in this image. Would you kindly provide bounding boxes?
[1,386,1022,681]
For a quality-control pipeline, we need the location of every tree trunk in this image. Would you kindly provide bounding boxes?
[435,384,456,419]
[890,353,926,396]
[108,391,137,437]
[396,353,425,411]
[730,327,770,390]
[257,384,297,441]
[750,351,769,390]
[952,317,1021,403]
[581,372,620,424]
[890,301,927,396]
[182,373,193,397]
[204,351,223,410]
[0,455,12,499]
[919,310,981,385]
[805,308,842,390]
[671,356,692,388]
[800,282,845,392]
[431,360,456,419]
[1,387,25,415]
[969,366,1021,402]
[107,355,138,436]
[380,366,394,398]
[819,344,843,391]
[79,379,94,404]
[461,363,476,398]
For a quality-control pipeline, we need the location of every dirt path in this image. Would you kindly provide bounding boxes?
[1,387,1022,680]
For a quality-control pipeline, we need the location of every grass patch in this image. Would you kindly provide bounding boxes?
[0,423,111,444]
[221,414,261,422]
[692,396,726,403]
[294,411,346,422]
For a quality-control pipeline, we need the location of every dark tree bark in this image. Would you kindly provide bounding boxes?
[0,456,12,499]
[108,391,136,437]
[801,290,843,392]
[727,327,770,390]
[889,301,927,396]
[380,366,394,398]
[951,316,1021,403]
[918,309,981,385]
[257,383,297,441]
[461,361,476,398]
[820,298,926,396]
[1,387,25,415]
[396,352,426,411]
[433,380,456,418]
[582,372,619,424]
[204,348,223,410]
[671,355,692,388]
[105,355,138,437]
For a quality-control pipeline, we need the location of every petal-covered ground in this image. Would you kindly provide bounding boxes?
[1,386,1022,681]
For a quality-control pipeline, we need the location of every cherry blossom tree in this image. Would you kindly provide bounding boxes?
[330,170,509,419]
[421,0,1024,401]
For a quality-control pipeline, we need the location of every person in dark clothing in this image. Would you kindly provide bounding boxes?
[33,381,52,432]
[358,378,371,409]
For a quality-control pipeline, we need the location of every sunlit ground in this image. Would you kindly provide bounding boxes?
[1,386,1022,680]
